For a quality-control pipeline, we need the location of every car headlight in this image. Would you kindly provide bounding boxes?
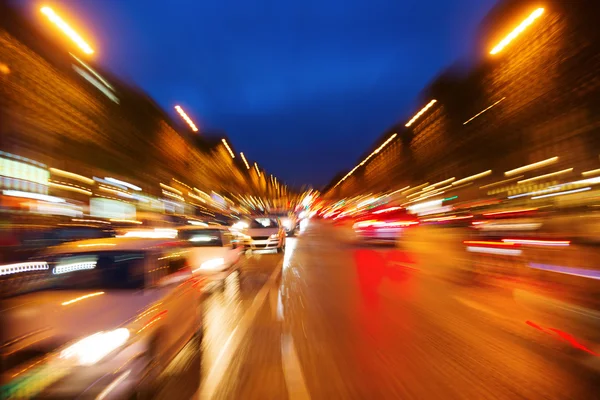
[281,220,292,229]
[269,233,278,239]
[199,258,225,270]
[60,328,130,366]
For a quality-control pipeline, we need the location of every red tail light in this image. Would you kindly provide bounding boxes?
[353,220,418,230]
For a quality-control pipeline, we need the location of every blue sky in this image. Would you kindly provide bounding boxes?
[32,0,498,187]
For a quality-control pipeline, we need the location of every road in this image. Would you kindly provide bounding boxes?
[158,221,600,399]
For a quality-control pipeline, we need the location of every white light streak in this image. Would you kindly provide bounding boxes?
[463,98,505,125]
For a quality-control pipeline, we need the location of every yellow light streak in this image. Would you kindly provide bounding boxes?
[254,163,261,177]
[49,168,94,185]
[490,8,545,55]
[160,183,182,195]
[402,183,429,195]
[221,139,235,158]
[453,170,492,186]
[48,182,92,196]
[405,100,437,127]
[174,105,198,132]
[582,168,600,177]
[240,152,250,169]
[463,98,506,125]
[479,175,523,189]
[41,6,94,54]
[334,134,397,188]
[517,168,573,184]
[505,156,558,176]
[62,291,104,306]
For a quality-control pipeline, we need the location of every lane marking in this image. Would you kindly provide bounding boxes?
[198,259,282,399]
[281,333,311,400]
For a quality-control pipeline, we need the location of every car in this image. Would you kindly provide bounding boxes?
[0,237,203,399]
[352,207,419,243]
[242,217,286,252]
[177,225,242,284]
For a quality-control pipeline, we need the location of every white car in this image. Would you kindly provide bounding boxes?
[0,237,203,399]
[177,225,242,283]
[242,217,286,252]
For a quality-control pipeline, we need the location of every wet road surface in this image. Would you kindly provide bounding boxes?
[158,221,600,399]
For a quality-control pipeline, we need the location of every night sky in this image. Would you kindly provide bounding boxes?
[31,0,497,188]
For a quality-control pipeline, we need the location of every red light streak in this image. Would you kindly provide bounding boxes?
[526,321,598,356]
[137,310,168,334]
[372,207,403,214]
[423,215,473,222]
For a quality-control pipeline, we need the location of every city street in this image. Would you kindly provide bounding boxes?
[159,221,600,399]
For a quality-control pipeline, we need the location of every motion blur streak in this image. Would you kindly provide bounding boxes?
[61,291,105,306]
[528,263,600,280]
[502,239,570,246]
[526,321,599,356]
[490,8,545,54]
[504,156,558,176]
[40,6,94,54]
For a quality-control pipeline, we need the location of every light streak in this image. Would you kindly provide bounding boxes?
[517,168,573,184]
[174,105,198,132]
[73,66,119,103]
[49,168,94,185]
[240,152,250,169]
[531,187,591,199]
[222,139,235,158]
[41,6,94,54]
[105,177,141,191]
[452,170,492,186]
[505,156,558,176]
[490,8,545,55]
[502,239,570,246]
[479,175,524,189]
[582,168,600,177]
[463,98,506,125]
[62,291,104,306]
[48,182,92,195]
[160,183,182,195]
[466,247,522,256]
[3,190,65,203]
[333,134,397,188]
[483,208,537,216]
[405,100,437,127]
[528,263,600,280]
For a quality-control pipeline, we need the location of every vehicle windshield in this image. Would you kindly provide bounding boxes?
[178,229,223,246]
[49,251,146,291]
[250,218,279,228]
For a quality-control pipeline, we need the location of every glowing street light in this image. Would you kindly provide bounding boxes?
[405,100,437,127]
[221,139,235,158]
[240,152,250,169]
[490,8,545,55]
[174,105,198,132]
[41,6,94,55]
